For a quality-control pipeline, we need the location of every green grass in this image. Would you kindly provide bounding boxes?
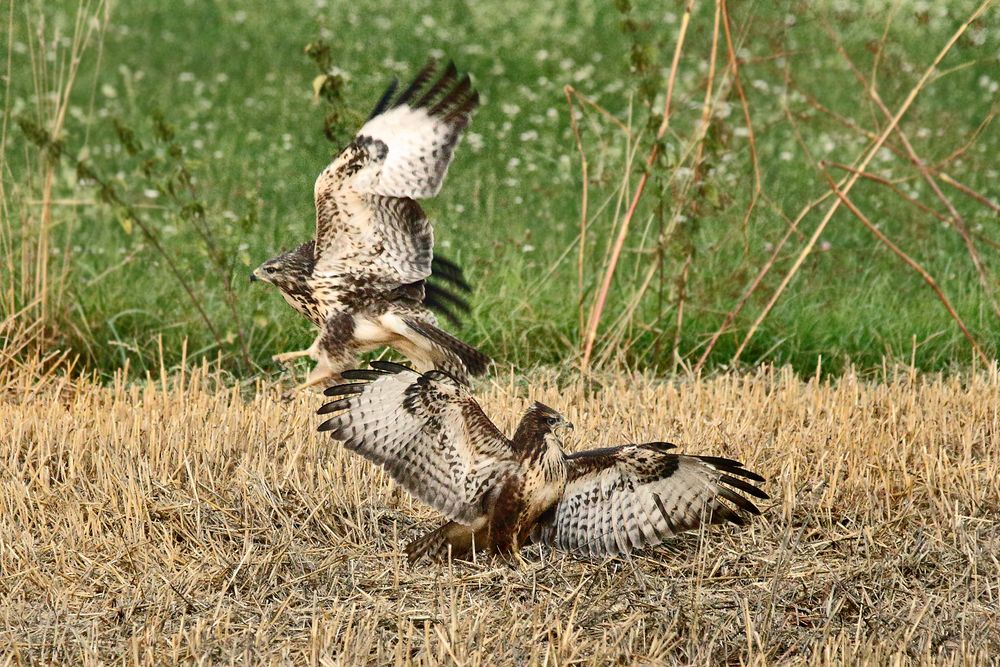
[3,0,998,379]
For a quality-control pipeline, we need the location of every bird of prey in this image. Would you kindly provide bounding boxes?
[317,362,768,561]
[251,60,490,390]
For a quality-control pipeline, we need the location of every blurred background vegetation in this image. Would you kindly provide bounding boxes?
[2,0,998,383]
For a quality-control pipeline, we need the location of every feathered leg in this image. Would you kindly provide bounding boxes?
[272,348,314,363]
[405,521,490,563]
[292,314,359,392]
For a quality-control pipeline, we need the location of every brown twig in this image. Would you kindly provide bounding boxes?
[819,163,988,366]
[728,0,994,367]
[824,161,949,223]
[671,254,692,367]
[937,171,1000,215]
[693,41,834,374]
[786,67,1000,218]
[828,27,1000,319]
[580,0,696,372]
[692,190,834,373]
[933,106,997,169]
[869,0,903,94]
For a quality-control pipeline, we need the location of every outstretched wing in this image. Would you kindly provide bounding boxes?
[532,442,768,557]
[317,361,515,524]
[312,60,479,287]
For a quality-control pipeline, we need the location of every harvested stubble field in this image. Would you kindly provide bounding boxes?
[2,364,999,665]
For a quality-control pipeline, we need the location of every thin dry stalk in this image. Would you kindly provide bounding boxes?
[693,0,723,172]
[565,86,590,338]
[819,163,989,366]
[603,0,727,368]
[933,106,997,169]
[671,254,692,366]
[580,0,696,372]
[868,0,904,93]
[824,161,998,251]
[728,0,993,367]
[564,85,633,138]
[22,1,107,318]
[720,0,762,250]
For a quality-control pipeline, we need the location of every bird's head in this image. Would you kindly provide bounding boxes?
[513,401,574,455]
[250,242,315,292]
[528,401,574,433]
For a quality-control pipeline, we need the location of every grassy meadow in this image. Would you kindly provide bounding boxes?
[3,0,998,379]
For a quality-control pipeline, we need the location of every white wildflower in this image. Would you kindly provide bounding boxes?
[501,102,520,117]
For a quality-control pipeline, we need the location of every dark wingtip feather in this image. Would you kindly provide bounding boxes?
[720,474,770,501]
[395,59,439,107]
[317,398,351,415]
[323,383,365,397]
[443,88,480,123]
[340,369,385,381]
[698,455,767,483]
[368,360,413,374]
[423,282,471,314]
[423,368,468,386]
[642,441,679,452]
[430,73,472,116]
[367,78,399,120]
[717,486,763,516]
[422,295,463,327]
[317,418,340,432]
[430,255,473,293]
[415,61,458,109]
[711,503,746,526]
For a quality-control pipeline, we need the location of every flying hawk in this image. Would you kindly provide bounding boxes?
[251,60,490,390]
[317,362,768,561]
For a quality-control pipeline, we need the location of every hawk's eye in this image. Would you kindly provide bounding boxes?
[546,416,560,426]
[264,265,277,273]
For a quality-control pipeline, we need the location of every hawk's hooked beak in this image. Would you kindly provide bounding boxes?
[560,419,574,432]
[249,272,258,283]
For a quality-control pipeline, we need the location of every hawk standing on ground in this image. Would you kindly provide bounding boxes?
[251,60,490,390]
[317,362,768,561]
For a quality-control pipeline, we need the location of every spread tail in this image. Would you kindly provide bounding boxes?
[403,317,491,381]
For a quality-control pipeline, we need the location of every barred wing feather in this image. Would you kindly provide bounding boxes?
[317,362,515,524]
[532,442,768,557]
[312,60,478,283]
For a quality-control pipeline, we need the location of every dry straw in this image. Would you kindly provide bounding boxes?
[2,361,998,664]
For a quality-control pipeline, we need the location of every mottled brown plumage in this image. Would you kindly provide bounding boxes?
[317,362,769,562]
[251,60,488,389]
